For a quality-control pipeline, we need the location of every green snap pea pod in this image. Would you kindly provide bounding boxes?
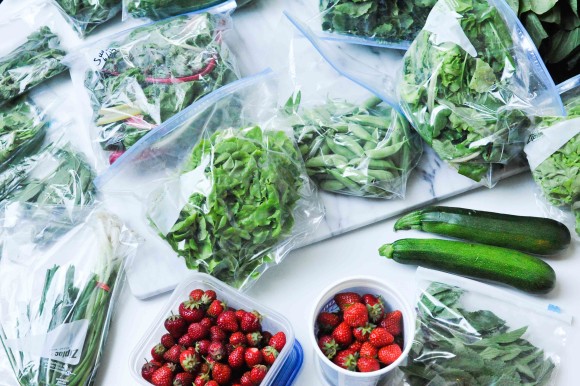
[326,136,357,158]
[331,124,349,133]
[365,140,406,159]
[361,96,383,110]
[307,135,326,157]
[368,169,394,181]
[364,141,377,151]
[320,142,331,155]
[345,114,392,128]
[320,180,347,191]
[366,158,399,169]
[305,154,348,168]
[334,134,365,156]
[328,168,360,190]
[340,166,370,184]
[348,123,375,141]
[299,144,309,156]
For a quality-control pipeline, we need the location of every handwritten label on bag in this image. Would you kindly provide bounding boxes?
[93,48,118,69]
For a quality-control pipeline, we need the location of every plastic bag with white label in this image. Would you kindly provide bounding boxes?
[524,75,580,237]
[398,0,565,187]
[0,205,139,386]
[399,268,572,386]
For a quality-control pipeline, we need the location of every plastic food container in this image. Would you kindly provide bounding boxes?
[130,272,302,385]
[311,276,415,386]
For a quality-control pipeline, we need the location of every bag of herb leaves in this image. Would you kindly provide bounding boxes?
[50,0,121,37]
[67,11,240,167]
[398,0,566,187]
[281,13,422,198]
[123,0,235,21]
[0,205,139,386]
[0,1,69,106]
[96,71,324,298]
[524,75,580,237]
[401,268,571,386]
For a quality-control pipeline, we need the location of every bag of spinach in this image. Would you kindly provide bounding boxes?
[96,71,324,298]
[400,268,571,386]
[0,205,139,386]
[67,11,240,168]
[398,0,565,187]
[50,0,121,37]
[281,13,422,198]
[524,75,580,237]
[123,0,235,21]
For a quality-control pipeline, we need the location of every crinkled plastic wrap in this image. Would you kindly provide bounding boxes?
[50,0,121,37]
[524,75,580,237]
[97,71,324,295]
[398,0,565,187]
[401,268,571,386]
[0,205,139,386]
[123,0,235,21]
[67,12,240,166]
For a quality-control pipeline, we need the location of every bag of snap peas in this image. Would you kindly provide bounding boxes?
[398,0,565,188]
[524,75,580,237]
[0,205,139,386]
[122,0,235,21]
[96,70,324,298]
[66,10,240,169]
[279,13,422,198]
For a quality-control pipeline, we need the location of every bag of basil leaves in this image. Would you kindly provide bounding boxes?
[524,75,580,237]
[123,0,235,21]
[50,0,121,37]
[399,268,571,386]
[67,11,240,167]
[281,13,422,198]
[398,0,565,187]
[96,71,324,292]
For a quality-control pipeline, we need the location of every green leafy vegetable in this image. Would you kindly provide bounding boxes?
[0,27,66,104]
[154,126,304,288]
[53,0,121,37]
[126,0,229,20]
[287,94,421,197]
[320,0,438,45]
[399,0,530,185]
[84,14,239,163]
[402,282,557,385]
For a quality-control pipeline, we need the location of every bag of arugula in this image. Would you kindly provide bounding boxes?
[282,14,421,198]
[398,0,565,187]
[67,12,240,167]
[50,0,121,37]
[0,205,139,386]
[97,71,324,295]
[400,268,571,386]
[123,0,235,21]
[524,75,580,237]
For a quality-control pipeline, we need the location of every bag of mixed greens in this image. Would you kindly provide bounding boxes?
[97,71,324,297]
[67,11,240,166]
[282,14,422,198]
[401,268,571,386]
[524,75,580,237]
[0,206,139,386]
[123,0,235,21]
[50,0,121,37]
[398,0,565,187]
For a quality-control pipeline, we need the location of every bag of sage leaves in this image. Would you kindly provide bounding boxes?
[67,11,240,167]
[123,0,235,21]
[524,75,580,237]
[0,205,139,386]
[398,0,565,187]
[96,71,324,297]
[401,268,571,386]
[49,0,121,37]
[282,13,422,198]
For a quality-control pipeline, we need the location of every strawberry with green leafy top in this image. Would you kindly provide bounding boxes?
[179,299,205,323]
[333,349,358,371]
[180,348,201,373]
[189,288,205,301]
[317,335,338,359]
[202,289,216,304]
[269,331,286,352]
[246,332,262,347]
[362,294,385,323]
[261,346,278,365]
[194,372,210,386]
[334,292,362,311]
[152,343,167,362]
[196,339,211,355]
[165,314,187,338]
[207,300,226,318]
[142,360,161,382]
[164,345,185,364]
[173,372,194,386]
[208,341,225,361]
[353,323,374,342]
[240,311,262,333]
[250,364,268,384]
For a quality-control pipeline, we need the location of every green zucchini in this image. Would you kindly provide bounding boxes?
[394,206,570,255]
[379,238,556,294]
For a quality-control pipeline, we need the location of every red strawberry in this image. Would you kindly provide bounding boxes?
[245,332,262,347]
[380,310,403,337]
[343,303,369,327]
[362,294,385,323]
[353,323,375,342]
[161,333,176,349]
[229,331,247,347]
[173,372,194,386]
[200,317,213,329]
[240,311,262,333]
[142,360,161,382]
[178,333,196,348]
[196,339,211,356]
[202,289,216,304]
[331,322,353,347]
[194,372,210,386]
[152,365,175,386]
[207,300,226,318]
[228,346,245,369]
[244,347,263,367]
[261,346,278,365]
[189,288,205,301]
[151,343,167,362]
[188,322,209,341]
[164,345,185,364]
[357,357,380,372]
[210,326,227,342]
[268,331,286,352]
[180,349,201,373]
[369,327,394,348]
[316,312,341,332]
[165,314,187,338]
[240,371,253,386]
[334,292,362,311]
[348,341,362,353]
[206,381,219,386]
[235,309,247,322]
[217,310,239,332]
[317,335,338,359]
[199,362,210,374]
[378,344,402,365]
[179,300,205,323]
[332,349,358,371]
[208,341,225,361]
[212,363,232,385]
[250,364,268,384]
[359,341,378,358]
[260,331,272,347]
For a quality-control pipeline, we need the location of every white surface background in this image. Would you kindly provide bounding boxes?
[0,0,578,385]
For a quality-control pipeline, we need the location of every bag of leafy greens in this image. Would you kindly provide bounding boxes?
[122,0,235,21]
[281,13,422,198]
[524,75,580,237]
[49,0,121,37]
[399,268,572,386]
[0,204,139,386]
[67,11,240,168]
[398,0,565,187]
[96,70,324,298]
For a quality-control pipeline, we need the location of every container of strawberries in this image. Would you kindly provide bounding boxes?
[311,276,415,386]
[130,272,303,386]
